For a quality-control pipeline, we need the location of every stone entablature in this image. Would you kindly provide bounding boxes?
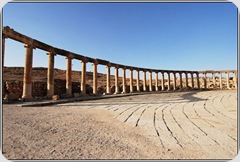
[2,26,238,101]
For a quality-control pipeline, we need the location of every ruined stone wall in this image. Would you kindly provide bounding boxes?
[2,79,95,100]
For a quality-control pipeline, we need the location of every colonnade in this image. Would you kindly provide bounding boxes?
[2,26,238,101]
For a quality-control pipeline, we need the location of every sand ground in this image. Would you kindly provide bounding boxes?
[2,90,238,160]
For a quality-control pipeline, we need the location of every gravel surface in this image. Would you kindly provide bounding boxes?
[2,90,238,160]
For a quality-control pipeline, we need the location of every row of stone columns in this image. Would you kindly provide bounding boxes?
[103,68,202,94]
[1,37,238,101]
[199,71,238,89]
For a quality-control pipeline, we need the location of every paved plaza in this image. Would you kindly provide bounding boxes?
[2,90,238,160]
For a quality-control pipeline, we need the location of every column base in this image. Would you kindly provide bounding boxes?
[103,92,112,95]
[80,93,87,96]
[65,94,73,98]
[21,96,33,102]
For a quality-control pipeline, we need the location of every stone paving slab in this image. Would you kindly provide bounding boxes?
[2,90,238,160]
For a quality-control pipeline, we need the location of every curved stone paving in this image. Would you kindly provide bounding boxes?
[57,90,237,159]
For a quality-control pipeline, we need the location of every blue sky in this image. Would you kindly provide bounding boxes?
[2,2,238,76]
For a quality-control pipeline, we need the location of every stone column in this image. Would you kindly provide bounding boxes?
[149,71,152,92]
[185,72,188,90]
[66,54,73,97]
[173,72,176,91]
[179,72,183,90]
[130,69,134,93]
[2,35,6,70]
[196,73,200,89]
[136,70,140,92]
[106,63,111,94]
[167,72,171,91]
[191,72,194,89]
[203,72,207,89]
[143,71,147,91]
[226,71,230,89]
[122,67,126,93]
[219,72,222,89]
[161,72,165,91]
[93,61,98,94]
[22,43,34,100]
[234,71,237,89]
[212,72,216,87]
[81,59,87,95]
[47,50,55,98]
[114,66,119,94]
[155,72,159,91]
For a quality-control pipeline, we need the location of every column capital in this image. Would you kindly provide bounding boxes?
[81,57,88,63]
[46,48,56,56]
[24,38,36,49]
[106,63,111,68]
[2,34,8,39]
[66,53,74,59]
[92,60,99,65]
[24,43,36,49]
[129,67,134,71]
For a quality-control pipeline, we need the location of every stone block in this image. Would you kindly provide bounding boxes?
[52,95,59,100]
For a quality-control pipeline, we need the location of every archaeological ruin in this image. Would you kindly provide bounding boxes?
[2,26,238,101]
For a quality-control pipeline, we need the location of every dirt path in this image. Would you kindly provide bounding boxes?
[2,90,238,160]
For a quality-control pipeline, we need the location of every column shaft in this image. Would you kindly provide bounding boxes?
[203,73,207,89]
[81,60,87,95]
[136,70,140,92]
[167,72,171,91]
[155,72,159,91]
[122,68,126,93]
[22,44,34,100]
[66,56,72,97]
[93,62,98,94]
[219,72,223,89]
[143,71,147,91]
[149,72,152,91]
[196,73,200,89]
[226,72,230,89]
[234,71,237,89]
[191,72,194,89]
[47,51,55,98]
[173,72,176,91]
[179,72,182,90]
[115,67,119,94]
[2,36,5,70]
[212,72,216,86]
[130,69,133,93]
[185,73,188,89]
[161,72,165,91]
[106,64,111,94]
